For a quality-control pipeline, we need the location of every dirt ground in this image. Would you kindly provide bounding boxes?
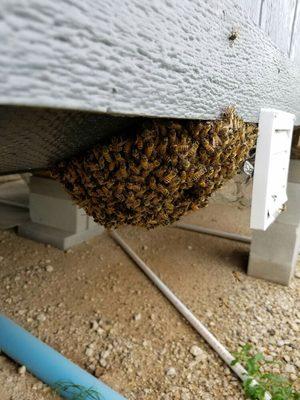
[0,197,299,399]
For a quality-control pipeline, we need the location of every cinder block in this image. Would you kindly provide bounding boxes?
[29,176,70,199]
[18,222,104,250]
[18,176,104,249]
[30,193,88,233]
[248,180,300,285]
[288,160,300,184]
[248,223,300,285]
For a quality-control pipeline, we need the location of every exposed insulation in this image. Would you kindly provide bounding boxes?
[52,109,257,229]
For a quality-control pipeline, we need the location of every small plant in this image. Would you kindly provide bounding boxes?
[52,381,102,400]
[232,344,300,400]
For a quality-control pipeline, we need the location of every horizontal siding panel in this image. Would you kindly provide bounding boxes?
[239,0,262,24]
[260,0,297,55]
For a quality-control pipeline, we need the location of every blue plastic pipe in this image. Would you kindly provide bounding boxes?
[0,315,126,400]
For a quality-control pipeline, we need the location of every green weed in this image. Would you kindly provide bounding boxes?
[232,344,299,400]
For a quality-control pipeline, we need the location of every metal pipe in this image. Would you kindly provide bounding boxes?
[174,223,300,255]
[0,315,126,400]
[173,223,251,244]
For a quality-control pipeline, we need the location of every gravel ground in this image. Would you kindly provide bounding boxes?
[0,198,299,399]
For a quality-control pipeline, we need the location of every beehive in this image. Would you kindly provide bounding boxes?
[52,109,258,229]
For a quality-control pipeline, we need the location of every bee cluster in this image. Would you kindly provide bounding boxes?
[52,109,257,229]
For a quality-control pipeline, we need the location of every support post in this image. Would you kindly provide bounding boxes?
[248,160,300,285]
[18,176,103,250]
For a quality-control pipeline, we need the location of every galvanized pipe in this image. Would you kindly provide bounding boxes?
[173,223,251,243]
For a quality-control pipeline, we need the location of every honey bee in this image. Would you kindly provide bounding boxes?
[101,186,110,196]
[163,170,176,184]
[169,121,182,131]
[179,170,187,182]
[132,149,140,159]
[129,161,140,175]
[140,155,149,169]
[145,141,155,158]
[108,160,116,172]
[127,191,135,202]
[115,153,125,163]
[123,140,132,154]
[92,148,101,161]
[157,184,169,196]
[158,137,168,155]
[110,137,124,152]
[169,130,177,144]
[202,139,215,154]
[116,193,126,202]
[102,146,112,162]
[149,176,157,190]
[118,161,128,178]
[142,128,156,141]
[190,122,201,140]
[141,168,151,178]
[192,167,206,182]
[135,136,143,150]
[135,187,146,197]
[150,159,160,169]
[106,205,116,215]
[220,129,231,146]
[169,176,180,187]
[201,123,211,137]
[199,179,207,188]
[165,203,174,212]
[174,143,189,153]
[116,182,125,194]
[169,154,178,166]
[182,159,191,170]
[132,176,144,184]
[154,165,168,179]
[127,182,140,191]
[158,123,167,136]
[187,142,199,157]
[236,143,248,158]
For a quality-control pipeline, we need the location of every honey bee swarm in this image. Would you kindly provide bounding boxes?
[52,109,257,229]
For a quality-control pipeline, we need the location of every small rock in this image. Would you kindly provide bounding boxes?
[133,313,142,321]
[187,245,193,250]
[97,327,105,336]
[100,358,107,368]
[85,348,94,357]
[91,320,99,331]
[166,367,177,377]
[190,345,204,357]
[285,364,296,374]
[181,392,190,400]
[94,366,102,378]
[142,245,148,251]
[36,313,46,322]
[18,365,26,375]
[45,265,54,273]
[0,256,4,262]
[294,271,300,279]
[101,350,110,359]
[264,355,273,362]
